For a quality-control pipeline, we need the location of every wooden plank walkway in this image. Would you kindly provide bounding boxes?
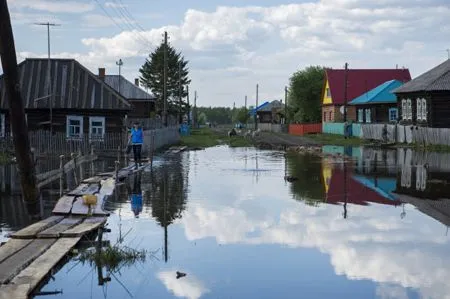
[0,162,145,298]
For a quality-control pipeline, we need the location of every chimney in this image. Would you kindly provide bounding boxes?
[98,68,105,80]
[135,78,139,87]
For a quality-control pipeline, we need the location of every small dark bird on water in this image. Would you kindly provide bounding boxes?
[284,176,298,182]
[176,271,186,279]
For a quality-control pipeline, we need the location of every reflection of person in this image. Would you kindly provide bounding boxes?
[129,122,144,169]
[129,173,143,218]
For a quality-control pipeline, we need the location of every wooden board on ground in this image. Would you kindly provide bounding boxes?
[10,216,64,239]
[97,171,114,177]
[52,195,76,214]
[9,237,81,298]
[67,183,100,196]
[60,217,107,237]
[70,197,90,215]
[0,239,56,284]
[37,217,84,238]
[82,176,103,184]
[0,284,29,299]
[0,239,33,264]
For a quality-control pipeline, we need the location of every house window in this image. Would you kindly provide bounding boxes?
[365,109,371,123]
[421,98,427,121]
[329,111,332,121]
[323,112,326,122]
[89,116,105,140]
[0,114,5,138]
[66,115,83,139]
[416,98,422,121]
[406,99,412,120]
[326,88,331,98]
[401,99,407,120]
[389,108,398,122]
[358,109,364,123]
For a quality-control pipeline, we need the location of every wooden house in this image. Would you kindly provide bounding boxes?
[101,70,156,119]
[254,100,285,124]
[348,80,405,123]
[393,59,450,128]
[322,68,411,123]
[0,58,131,140]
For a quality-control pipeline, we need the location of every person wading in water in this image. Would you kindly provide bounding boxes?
[129,122,144,169]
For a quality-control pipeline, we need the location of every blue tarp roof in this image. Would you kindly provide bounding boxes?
[249,101,270,116]
[352,175,398,201]
[349,79,403,105]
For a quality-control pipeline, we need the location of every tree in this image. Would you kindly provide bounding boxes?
[233,107,250,124]
[288,66,325,123]
[139,42,191,118]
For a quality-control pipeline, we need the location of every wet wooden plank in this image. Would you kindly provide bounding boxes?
[37,217,84,238]
[52,195,76,214]
[0,239,56,284]
[82,176,103,184]
[10,216,64,239]
[0,284,29,299]
[61,217,107,237]
[10,237,81,297]
[70,197,89,215]
[67,183,100,196]
[0,239,33,264]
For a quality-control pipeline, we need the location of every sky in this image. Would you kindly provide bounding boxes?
[3,0,450,107]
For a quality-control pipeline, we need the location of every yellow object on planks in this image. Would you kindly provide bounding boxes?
[82,194,97,206]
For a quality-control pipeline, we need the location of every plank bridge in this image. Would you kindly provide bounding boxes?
[0,161,152,299]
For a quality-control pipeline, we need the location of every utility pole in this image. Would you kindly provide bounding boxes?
[245,95,247,109]
[343,62,349,122]
[163,31,168,127]
[187,85,190,126]
[193,90,197,128]
[0,0,39,204]
[178,61,182,124]
[245,95,248,127]
[447,49,450,60]
[255,84,259,130]
[116,59,123,94]
[284,86,288,125]
[34,21,60,136]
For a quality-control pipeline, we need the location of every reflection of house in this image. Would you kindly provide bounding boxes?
[397,194,450,228]
[322,68,411,123]
[0,58,130,139]
[394,59,450,128]
[100,69,156,119]
[349,80,405,124]
[326,167,400,206]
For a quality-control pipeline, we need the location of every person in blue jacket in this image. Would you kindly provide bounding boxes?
[129,122,144,168]
[129,173,143,218]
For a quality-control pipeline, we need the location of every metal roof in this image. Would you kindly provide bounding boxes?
[349,80,404,105]
[0,58,131,110]
[104,75,155,101]
[393,59,450,93]
[325,68,411,105]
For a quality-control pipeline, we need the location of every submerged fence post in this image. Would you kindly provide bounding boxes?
[115,160,120,183]
[59,154,64,197]
[117,146,121,167]
[91,146,95,177]
[71,152,78,186]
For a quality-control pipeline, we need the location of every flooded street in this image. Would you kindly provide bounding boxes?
[2,145,450,298]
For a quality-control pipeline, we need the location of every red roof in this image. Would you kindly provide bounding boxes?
[326,168,400,206]
[325,68,411,105]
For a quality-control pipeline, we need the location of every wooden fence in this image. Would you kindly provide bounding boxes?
[289,123,322,136]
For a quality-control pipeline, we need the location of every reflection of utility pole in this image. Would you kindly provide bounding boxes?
[343,163,348,219]
[163,171,168,263]
[34,22,60,136]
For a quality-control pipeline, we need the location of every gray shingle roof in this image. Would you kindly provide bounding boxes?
[0,58,131,110]
[258,100,284,112]
[393,59,450,93]
[104,75,155,101]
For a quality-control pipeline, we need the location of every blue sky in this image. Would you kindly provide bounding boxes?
[4,0,450,106]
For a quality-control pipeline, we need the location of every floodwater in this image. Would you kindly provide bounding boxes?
[2,145,450,299]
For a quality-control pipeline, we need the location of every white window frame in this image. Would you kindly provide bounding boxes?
[389,108,398,122]
[416,98,422,121]
[406,99,412,120]
[0,114,5,138]
[89,116,105,141]
[66,115,83,139]
[401,99,407,120]
[358,109,364,123]
[421,98,427,121]
[365,108,371,123]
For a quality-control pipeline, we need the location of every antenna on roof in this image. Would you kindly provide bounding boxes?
[446,49,450,60]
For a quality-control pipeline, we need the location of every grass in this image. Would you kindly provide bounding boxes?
[180,128,253,148]
[306,133,371,146]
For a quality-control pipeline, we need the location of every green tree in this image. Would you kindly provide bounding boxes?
[232,107,250,124]
[197,112,207,125]
[288,66,325,123]
[139,42,191,117]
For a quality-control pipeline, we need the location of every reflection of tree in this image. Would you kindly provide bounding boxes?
[149,158,188,226]
[285,153,325,205]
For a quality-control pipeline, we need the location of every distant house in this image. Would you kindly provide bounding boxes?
[99,68,156,119]
[393,59,450,128]
[348,80,405,123]
[252,100,285,124]
[0,58,131,139]
[322,68,411,123]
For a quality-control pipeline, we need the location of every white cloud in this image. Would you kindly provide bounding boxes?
[157,270,209,299]
[8,0,94,13]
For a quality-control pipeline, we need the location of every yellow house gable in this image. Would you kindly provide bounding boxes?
[322,79,332,105]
